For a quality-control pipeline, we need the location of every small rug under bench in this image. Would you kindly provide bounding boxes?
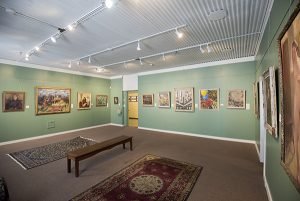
[71,154,203,201]
[7,136,96,169]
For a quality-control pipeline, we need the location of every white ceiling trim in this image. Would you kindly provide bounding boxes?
[136,56,256,77]
[0,59,110,79]
[254,0,274,56]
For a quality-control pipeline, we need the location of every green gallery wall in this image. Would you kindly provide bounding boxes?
[110,78,123,125]
[0,64,111,143]
[138,61,256,140]
[255,0,300,200]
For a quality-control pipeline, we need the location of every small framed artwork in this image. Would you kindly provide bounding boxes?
[142,94,154,106]
[114,97,119,104]
[78,92,91,110]
[36,87,71,115]
[199,89,219,110]
[254,81,260,118]
[129,96,138,102]
[263,66,278,137]
[96,95,108,107]
[158,91,171,108]
[227,89,246,109]
[278,2,300,191]
[174,87,194,112]
[2,91,25,112]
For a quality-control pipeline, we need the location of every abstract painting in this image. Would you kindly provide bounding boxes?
[278,3,300,192]
[36,87,70,115]
[77,92,91,110]
[199,89,219,110]
[174,87,194,112]
[158,91,170,108]
[227,89,245,109]
[2,91,25,112]
[96,95,108,107]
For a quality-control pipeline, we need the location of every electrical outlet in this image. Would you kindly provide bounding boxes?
[48,121,55,129]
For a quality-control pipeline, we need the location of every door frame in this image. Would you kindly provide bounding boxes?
[259,76,266,174]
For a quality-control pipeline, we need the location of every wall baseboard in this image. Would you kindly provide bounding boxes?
[264,173,273,201]
[110,123,124,127]
[138,126,255,144]
[0,123,112,146]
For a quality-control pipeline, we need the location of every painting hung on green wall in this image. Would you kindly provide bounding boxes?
[262,66,277,138]
[96,95,108,107]
[158,91,170,108]
[227,89,245,109]
[2,91,25,112]
[278,2,300,192]
[174,87,194,112]
[36,87,71,115]
[77,92,91,110]
[199,89,219,110]
[142,94,154,106]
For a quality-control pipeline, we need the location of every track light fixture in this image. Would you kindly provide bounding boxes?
[207,43,212,53]
[200,45,205,53]
[25,56,29,61]
[88,56,91,64]
[35,46,40,51]
[68,61,72,68]
[137,40,141,51]
[162,54,166,61]
[175,28,183,38]
[139,58,143,65]
[50,36,56,43]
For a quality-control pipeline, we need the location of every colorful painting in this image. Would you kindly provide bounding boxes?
[114,97,119,104]
[263,66,278,137]
[174,87,194,112]
[2,91,25,112]
[77,92,91,110]
[278,3,300,192]
[227,89,245,109]
[158,91,170,108]
[199,89,219,110]
[142,94,154,106]
[36,87,70,115]
[96,95,108,107]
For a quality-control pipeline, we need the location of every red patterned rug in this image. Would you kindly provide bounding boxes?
[70,154,202,201]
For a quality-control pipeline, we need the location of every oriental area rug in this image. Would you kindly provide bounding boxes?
[70,154,203,201]
[8,136,96,170]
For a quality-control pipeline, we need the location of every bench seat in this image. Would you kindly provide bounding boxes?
[67,135,133,177]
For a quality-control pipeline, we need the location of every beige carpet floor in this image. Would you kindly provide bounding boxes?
[0,125,268,201]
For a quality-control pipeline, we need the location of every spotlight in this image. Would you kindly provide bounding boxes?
[88,56,91,64]
[137,40,141,51]
[207,44,212,53]
[68,61,72,68]
[139,58,143,65]
[175,28,183,38]
[200,45,205,53]
[77,60,80,65]
[162,54,166,61]
[105,0,117,8]
[50,36,56,43]
[25,54,29,58]
[67,24,74,31]
[35,46,40,51]
[25,56,29,61]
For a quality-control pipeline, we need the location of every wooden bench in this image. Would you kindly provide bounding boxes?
[67,135,133,177]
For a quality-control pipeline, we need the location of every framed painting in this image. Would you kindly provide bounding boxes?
[114,97,119,104]
[263,66,278,138]
[227,89,245,109]
[2,91,25,112]
[158,91,170,108]
[96,95,108,107]
[254,81,260,118]
[199,89,219,110]
[129,96,138,102]
[278,3,300,192]
[36,87,71,115]
[77,92,91,110]
[142,94,154,106]
[174,87,194,112]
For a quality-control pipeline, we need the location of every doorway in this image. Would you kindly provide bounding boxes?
[127,91,138,127]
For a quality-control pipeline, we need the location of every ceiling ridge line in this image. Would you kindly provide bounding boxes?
[93,32,261,69]
[71,24,187,62]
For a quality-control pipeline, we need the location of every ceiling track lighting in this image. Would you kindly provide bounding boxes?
[105,0,118,8]
[175,28,183,38]
[68,61,72,68]
[50,36,56,43]
[88,56,91,64]
[162,54,166,61]
[72,24,187,63]
[137,41,141,51]
[35,46,40,51]
[139,58,143,65]
[200,45,205,53]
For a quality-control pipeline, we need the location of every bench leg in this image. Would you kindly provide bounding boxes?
[130,139,133,151]
[67,158,71,173]
[75,160,79,177]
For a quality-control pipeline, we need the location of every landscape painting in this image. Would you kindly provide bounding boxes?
[2,91,25,112]
[36,87,71,115]
[78,92,91,110]
[142,94,154,106]
[158,91,170,108]
[278,3,300,192]
[96,95,108,107]
[199,89,219,110]
[174,87,194,112]
[227,89,245,109]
